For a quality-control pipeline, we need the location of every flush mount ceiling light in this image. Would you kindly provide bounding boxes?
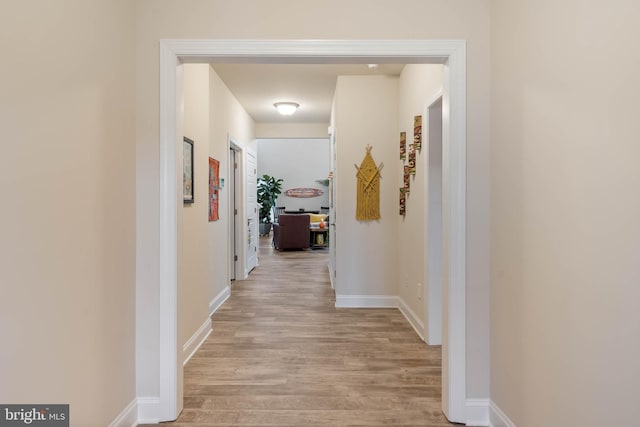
[274,102,299,116]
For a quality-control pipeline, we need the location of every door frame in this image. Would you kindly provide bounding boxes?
[424,90,444,346]
[228,138,242,282]
[157,39,467,423]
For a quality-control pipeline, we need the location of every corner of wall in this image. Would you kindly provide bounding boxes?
[466,398,490,426]
[489,400,516,427]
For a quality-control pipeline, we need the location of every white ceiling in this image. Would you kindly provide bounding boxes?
[211,63,405,124]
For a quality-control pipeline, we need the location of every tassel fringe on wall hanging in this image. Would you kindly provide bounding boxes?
[355,145,384,221]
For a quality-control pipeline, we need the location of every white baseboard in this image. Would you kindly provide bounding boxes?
[108,398,137,427]
[466,398,490,426]
[398,297,425,341]
[328,264,335,289]
[489,400,516,427]
[334,294,398,308]
[335,295,427,344]
[182,317,212,366]
[209,285,231,318]
[137,397,161,425]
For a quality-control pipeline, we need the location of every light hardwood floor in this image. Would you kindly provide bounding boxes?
[145,237,453,426]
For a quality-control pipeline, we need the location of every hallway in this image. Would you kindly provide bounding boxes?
[158,237,453,426]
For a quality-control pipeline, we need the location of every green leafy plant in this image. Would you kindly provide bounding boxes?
[257,174,283,224]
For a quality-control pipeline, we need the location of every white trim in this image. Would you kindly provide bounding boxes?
[158,41,181,422]
[398,297,425,341]
[209,285,231,318]
[228,137,244,282]
[444,43,467,423]
[108,399,137,427]
[137,397,161,425]
[425,89,444,110]
[156,39,467,424]
[466,398,490,426]
[327,264,335,290]
[163,39,465,62]
[182,318,212,366]
[423,91,444,347]
[334,294,397,308]
[489,400,517,427]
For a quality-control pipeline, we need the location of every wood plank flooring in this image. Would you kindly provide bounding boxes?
[146,237,453,426]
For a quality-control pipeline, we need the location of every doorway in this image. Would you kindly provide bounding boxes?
[156,39,467,424]
[229,142,241,281]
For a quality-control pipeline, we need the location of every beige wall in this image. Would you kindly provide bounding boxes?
[0,1,136,426]
[490,1,640,425]
[180,63,255,361]
[397,64,443,330]
[209,68,257,285]
[178,63,255,395]
[334,75,400,297]
[135,0,490,402]
[181,64,212,361]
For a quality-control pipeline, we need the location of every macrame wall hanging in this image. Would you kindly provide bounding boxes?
[354,145,384,221]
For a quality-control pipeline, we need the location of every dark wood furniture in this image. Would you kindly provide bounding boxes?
[272,214,310,250]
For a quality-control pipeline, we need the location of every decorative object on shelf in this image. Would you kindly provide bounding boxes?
[414,115,423,151]
[400,131,407,161]
[354,145,384,221]
[258,174,283,235]
[183,137,194,204]
[208,157,220,221]
[400,187,406,216]
[408,144,416,175]
[284,187,324,198]
[404,166,411,194]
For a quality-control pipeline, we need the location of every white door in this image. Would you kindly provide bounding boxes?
[246,151,258,273]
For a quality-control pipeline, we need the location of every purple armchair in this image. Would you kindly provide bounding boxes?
[272,214,310,250]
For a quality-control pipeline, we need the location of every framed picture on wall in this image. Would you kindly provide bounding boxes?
[183,137,194,204]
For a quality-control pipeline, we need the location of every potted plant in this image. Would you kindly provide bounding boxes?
[257,174,283,235]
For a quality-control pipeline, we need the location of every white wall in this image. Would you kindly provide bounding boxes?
[135,0,490,405]
[396,64,443,333]
[490,1,640,426]
[0,1,136,426]
[256,123,329,139]
[334,75,399,297]
[257,138,330,212]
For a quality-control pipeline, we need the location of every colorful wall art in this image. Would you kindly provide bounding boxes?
[408,144,416,175]
[400,131,407,161]
[208,157,220,221]
[284,187,324,198]
[399,188,406,216]
[404,165,410,194]
[414,115,423,151]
